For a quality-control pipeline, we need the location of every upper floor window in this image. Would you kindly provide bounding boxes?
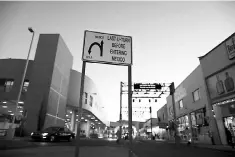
[84,92,88,104]
[193,89,200,102]
[0,79,14,92]
[22,80,29,92]
[179,99,184,109]
[89,95,93,107]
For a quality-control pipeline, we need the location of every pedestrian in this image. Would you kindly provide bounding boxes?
[225,128,234,148]
[116,130,120,144]
[185,127,191,146]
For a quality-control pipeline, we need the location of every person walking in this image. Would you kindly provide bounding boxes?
[225,128,234,148]
[116,130,120,144]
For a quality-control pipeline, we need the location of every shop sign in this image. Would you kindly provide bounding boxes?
[226,35,235,60]
[206,65,235,100]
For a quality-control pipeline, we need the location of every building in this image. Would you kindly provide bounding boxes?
[166,65,220,144]
[199,32,235,145]
[0,34,108,137]
[157,104,168,129]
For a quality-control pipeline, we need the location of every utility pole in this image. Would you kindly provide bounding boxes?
[149,106,153,140]
[170,82,179,145]
[119,82,123,141]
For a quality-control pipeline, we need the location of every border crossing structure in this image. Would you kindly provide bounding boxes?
[119,82,179,144]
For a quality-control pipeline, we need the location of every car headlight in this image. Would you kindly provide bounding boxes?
[42,133,48,136]
[31,132,34,136]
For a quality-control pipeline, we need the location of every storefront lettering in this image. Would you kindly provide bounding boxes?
[226,36,235,59]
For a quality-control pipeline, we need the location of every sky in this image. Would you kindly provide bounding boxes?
[0,1,235,122]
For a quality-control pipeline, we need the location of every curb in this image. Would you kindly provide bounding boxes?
[191,144,235,152]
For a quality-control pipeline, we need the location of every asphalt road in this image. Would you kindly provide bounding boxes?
[1,138,235,157]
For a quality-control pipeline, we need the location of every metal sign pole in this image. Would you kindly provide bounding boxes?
[74,61,86,157]
[128,65,133,157]
[170,82,178,145]
[150,106,153,140]
[119,82,123,141]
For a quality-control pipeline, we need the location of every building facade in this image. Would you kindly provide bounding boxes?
[199,32,235,145]
[157,104,168,128]
[0,34,108,137]
[166,65,220,144]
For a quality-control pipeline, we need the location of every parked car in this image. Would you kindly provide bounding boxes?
[31,126,75,142]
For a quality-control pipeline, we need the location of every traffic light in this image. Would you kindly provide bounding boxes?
[169,82,175,95]
[149,107,152,113]
[155,83,162,90]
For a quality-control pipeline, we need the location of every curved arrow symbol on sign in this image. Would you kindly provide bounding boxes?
[88,40,104,57]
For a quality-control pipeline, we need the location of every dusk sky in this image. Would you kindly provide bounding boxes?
[0,1,235,121]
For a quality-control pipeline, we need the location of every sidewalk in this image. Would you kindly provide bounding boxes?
[165,139,235,152]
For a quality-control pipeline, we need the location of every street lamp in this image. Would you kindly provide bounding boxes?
[7,27,35,139]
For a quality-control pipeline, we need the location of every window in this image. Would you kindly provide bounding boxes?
[4,79,14,92]
[179,99,184,109]
[193,89,200,102]
[191,108,208,127]
[89,95,93,107]
[169,107,173,115]
[0,79,14,92]
[84,92,88,104]
[22,80,29,92]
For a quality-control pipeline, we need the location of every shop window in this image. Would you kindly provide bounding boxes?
[179,99,184,109]
[193,89,200,102]
[84,92,88,104]
[190,112,196,126]
[22,80,29,92]
[193,108,208,127]
[4,79,14,92]
[0,79,14,92]
[89,95,93,107]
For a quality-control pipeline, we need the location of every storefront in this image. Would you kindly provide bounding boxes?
[199,32,235,145]
[177,115,189,141]
[224,115,235,137]
[213,98,235,144]
[189,108,211,143]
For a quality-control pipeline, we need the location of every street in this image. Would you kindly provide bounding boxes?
[1,139,235,157]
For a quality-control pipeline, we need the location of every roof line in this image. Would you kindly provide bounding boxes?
[198,32,235,60]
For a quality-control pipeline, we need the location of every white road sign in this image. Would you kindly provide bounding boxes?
[82,30,132,65]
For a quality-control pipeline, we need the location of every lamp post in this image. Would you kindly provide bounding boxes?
[8,27,35,139]
[119,82,123,141]
[149,106,153,140]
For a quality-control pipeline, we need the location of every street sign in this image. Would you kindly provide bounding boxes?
[134,83,162,90]
[82,30,132,66]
